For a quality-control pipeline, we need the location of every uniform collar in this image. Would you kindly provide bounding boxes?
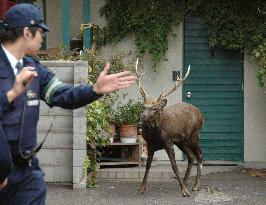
[1,44,23,75]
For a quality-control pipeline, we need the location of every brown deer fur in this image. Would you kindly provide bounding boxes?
[135,60,204,197]
[139,99,204,197]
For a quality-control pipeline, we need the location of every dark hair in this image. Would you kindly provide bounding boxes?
[0,26,39,43]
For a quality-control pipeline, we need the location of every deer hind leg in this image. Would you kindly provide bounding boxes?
[139,148,154,194]
[165,144,190,197]
[191,143,203,191]
[178,145,195,187]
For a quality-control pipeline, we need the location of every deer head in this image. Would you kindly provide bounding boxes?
[135,59,190,122]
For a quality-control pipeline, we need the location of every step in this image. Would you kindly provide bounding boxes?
[97,162,238,181]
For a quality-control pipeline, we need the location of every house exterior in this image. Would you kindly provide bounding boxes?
[3,0,265,163]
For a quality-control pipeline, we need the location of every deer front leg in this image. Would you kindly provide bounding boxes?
[139,149,154,194]
[165,145,190,197]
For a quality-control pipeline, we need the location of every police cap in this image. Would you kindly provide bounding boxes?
[4,3,49,32]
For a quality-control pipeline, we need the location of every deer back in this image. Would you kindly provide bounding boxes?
[160,102,204,137]
[141,101,203,144]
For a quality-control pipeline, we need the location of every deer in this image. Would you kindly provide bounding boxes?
[135,59,204,197]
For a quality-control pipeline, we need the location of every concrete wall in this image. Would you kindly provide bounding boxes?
[36,0,83,48]
[244,57,266,162]
[37,61,88,188]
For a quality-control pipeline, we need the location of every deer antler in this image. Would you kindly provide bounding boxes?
[135,59,148,99]
[157,65,191,101]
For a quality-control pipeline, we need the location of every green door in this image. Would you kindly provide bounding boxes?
[183,17,243,161]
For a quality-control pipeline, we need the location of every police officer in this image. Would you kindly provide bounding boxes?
[0,3,136,205]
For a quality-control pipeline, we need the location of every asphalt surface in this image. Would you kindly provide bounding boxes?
[46,167,266,205]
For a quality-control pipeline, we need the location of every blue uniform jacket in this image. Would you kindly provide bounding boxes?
[0,46,101,182]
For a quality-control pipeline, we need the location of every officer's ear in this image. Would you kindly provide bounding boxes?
[23,27,32,39]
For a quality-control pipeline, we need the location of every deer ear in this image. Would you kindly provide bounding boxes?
[160,99,167,108]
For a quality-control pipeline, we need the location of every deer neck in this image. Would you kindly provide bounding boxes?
[144,112,162,129]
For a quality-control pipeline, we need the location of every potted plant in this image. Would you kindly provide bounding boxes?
[115,99,143,143]
[104,95,118,143]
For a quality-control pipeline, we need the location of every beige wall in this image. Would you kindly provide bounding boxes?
[244,57,266,162]
[46,0,61,48]
[43,0,83,48]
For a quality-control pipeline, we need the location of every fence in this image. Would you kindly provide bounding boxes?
[37,61,88,189]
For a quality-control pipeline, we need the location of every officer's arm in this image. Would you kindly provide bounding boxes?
[0,138,11,184]
[39,60,135,108]
[0,89,15,112]
[42,82,102,109]
[0,107,12,187]
[39,64,101,109]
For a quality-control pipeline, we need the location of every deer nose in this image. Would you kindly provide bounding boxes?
[141,113,146,120]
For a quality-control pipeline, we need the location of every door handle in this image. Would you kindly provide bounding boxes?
[186,91,192,99]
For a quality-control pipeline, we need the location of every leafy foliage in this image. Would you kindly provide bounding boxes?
[86,99,112,187]
[98,0,266,86]
[84,50,134,186]
[114,99,143,126]
[251,41,266,87]
[40,48,135,187]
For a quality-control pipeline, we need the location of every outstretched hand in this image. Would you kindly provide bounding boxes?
[93,63,136,94]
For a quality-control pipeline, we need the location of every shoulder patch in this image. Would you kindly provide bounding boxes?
[41,77,65,105]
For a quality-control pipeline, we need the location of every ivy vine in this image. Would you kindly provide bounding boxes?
[99,0,183,67]
[98,0,266,86]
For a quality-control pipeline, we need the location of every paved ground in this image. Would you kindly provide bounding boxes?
[46,167,266,205]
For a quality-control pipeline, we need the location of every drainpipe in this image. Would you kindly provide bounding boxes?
[82,0,91,49]
[61,0,70,48]
[42,0,47,49]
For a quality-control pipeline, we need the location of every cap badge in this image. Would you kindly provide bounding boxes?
[30,20,35,25]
